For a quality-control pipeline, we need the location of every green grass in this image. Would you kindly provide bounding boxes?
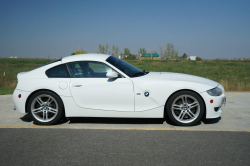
[0,58,53,95]
[0,58,249,95]
[126,59,250,91]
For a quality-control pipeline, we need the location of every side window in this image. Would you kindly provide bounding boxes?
[67,61,113,78]
[46,64,70,78]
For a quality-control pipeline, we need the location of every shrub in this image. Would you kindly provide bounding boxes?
[196,57,202,61]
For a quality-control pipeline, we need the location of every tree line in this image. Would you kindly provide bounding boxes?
[71,43,190,60]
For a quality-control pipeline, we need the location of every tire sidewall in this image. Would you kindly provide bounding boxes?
[166,91,205,126]
[27,90,64,125]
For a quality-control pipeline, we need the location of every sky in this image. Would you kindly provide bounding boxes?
[0,0,250,59]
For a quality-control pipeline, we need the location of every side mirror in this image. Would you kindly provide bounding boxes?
[106,71,118,78]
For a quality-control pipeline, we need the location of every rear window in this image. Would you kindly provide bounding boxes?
[46,64,70,78]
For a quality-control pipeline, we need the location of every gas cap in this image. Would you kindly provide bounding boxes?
[59,81,68,90]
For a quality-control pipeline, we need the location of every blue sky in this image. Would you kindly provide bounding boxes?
[0,0,249,59]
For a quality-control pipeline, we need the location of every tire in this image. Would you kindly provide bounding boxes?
[27,90,64,125]
[166,91,205,126]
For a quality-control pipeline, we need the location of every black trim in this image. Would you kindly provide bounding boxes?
[65,63,72,78]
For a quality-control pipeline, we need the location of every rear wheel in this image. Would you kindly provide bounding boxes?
[166,91,205,126]
[27,91,64,125]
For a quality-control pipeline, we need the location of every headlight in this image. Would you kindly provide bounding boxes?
[207,87,222,96]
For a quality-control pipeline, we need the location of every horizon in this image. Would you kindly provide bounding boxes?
[0,0,250,59]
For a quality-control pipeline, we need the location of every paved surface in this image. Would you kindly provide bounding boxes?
[1,93,250,165]
[0,92,250,131]
[0,128,250,165]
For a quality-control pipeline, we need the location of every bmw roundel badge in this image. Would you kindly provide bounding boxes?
[144,92,149,97]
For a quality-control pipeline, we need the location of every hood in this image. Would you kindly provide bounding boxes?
[143,72,219,88]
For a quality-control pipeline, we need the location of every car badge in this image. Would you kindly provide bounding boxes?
[144,92,149,97]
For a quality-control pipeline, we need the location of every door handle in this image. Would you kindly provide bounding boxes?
[73,84,82,87]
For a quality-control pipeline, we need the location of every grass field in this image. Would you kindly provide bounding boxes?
[0,58,249,95]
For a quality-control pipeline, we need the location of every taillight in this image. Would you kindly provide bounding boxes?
[18,94,21,98]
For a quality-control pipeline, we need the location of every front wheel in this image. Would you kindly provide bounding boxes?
[166,91,205,126]
[27,91,64,125]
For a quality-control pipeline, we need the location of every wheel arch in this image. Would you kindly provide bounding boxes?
[164,89,206,119]
[25,89,65,114]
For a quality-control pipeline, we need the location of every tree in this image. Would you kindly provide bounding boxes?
[123,54,137,60]
[138,48,146,54]
[124,48,130,55]
[99,44,105,54]
[102,45,105,54]
[164,43,175,58]
[105,44,109,54]
[181,53,188,59]
[159,46,164,59]
[170,44,174,58]
[115,46,119,55]
[71,49,87,55]
[174,50,179,59]
[112,45,115,55]
[196,57,202,61]
[165,43,170,57]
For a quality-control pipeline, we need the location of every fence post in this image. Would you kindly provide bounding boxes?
[3,72,5,82]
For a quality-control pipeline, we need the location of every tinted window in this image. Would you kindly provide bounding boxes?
[46,64,70,78]
[106,56,144,77]
[67,61,113,78]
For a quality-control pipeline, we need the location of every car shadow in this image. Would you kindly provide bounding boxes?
[202,117,221,124]
[20,114,221,126]
[20,114,32,122]
[20,114,69,125]
[69,117,165,124]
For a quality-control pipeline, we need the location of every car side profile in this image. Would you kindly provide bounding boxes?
[13,54,226,126]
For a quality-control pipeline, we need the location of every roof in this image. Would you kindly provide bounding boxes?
[141,53,160,57]
[62,54,111,63]
[152,54,159,57]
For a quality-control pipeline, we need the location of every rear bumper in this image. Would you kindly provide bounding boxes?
[200,92,226,119]
[13,89,31,113]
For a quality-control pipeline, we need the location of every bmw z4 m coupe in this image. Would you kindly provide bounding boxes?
[13,54,226,126]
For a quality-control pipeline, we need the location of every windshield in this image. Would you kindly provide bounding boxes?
[106,56,146,77]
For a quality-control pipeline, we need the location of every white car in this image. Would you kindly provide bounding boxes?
[13,54,226,126]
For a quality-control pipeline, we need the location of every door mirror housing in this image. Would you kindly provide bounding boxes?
[106,71,118,78]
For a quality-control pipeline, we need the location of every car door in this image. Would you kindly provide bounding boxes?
[67,61,134,111]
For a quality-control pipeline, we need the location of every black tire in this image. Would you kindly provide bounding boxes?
[27,90,64,125]
[166,91,205,126]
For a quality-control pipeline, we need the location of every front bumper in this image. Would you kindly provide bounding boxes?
[200,92,226,119]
